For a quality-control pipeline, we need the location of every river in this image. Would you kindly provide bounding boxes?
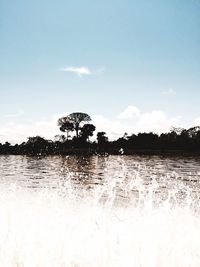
[0,155,200,266]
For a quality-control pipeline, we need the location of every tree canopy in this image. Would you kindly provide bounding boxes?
[80,124,96,141]
[58,112,91,138]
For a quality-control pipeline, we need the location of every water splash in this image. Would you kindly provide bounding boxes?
[0,155,200,266]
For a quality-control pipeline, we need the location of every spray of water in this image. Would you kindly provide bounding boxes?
[0,155,200,266]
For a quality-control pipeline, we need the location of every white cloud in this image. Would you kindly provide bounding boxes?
[194,117,200,126]
[135,110,181,133]
[0,106,183,144]
[118,105,141,119]
[92,115,127,140]
[61,66,91,77]
[93,106,181,140]
[0,114,63,144]
[161,88,176,96]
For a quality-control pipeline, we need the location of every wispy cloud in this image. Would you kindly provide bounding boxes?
[161,88,176,96]
[4,109,24,118]
[60,66,91,77]
[60,66,105,77]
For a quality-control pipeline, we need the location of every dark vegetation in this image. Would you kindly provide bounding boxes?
[1,112,200,156]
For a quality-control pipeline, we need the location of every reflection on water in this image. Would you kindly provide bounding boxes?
[1,155,200,187]
[1,155,200,206]
[0,155,200,266]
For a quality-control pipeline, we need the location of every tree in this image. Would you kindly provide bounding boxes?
[123,132,128,139]
[97,132,108,145]
[4,142,11,148]
[80,124,96,141]
[186,126,200,138]
[170,127,184,135]
[134,132,158,149]
[58,112,91,138]
[54,135,67,143]
[58,118,74,140]
[26,136,50,154]
[2,142,11,154]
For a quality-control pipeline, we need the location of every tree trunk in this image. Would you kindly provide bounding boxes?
[75,124,79,138]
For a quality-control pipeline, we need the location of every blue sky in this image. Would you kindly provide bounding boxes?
[0,0,200,143]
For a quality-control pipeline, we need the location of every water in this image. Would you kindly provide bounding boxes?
[0,155,200,266]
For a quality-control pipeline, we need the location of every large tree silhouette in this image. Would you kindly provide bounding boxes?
[57,118,74,140]
[80,124,96,141]
[97,132,108,145]
[58,112,91,138]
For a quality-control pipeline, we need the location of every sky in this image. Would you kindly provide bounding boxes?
[0,0,200,143]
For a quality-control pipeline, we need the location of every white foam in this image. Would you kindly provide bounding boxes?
[0,155,200,266]
[0,185,199,267]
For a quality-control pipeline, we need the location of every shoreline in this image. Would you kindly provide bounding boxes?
[1,148,200,157]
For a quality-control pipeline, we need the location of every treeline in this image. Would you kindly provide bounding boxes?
[1,112,200,156]
[1,126,200,156]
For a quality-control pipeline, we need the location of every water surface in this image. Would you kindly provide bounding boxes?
[0,155,200,266]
